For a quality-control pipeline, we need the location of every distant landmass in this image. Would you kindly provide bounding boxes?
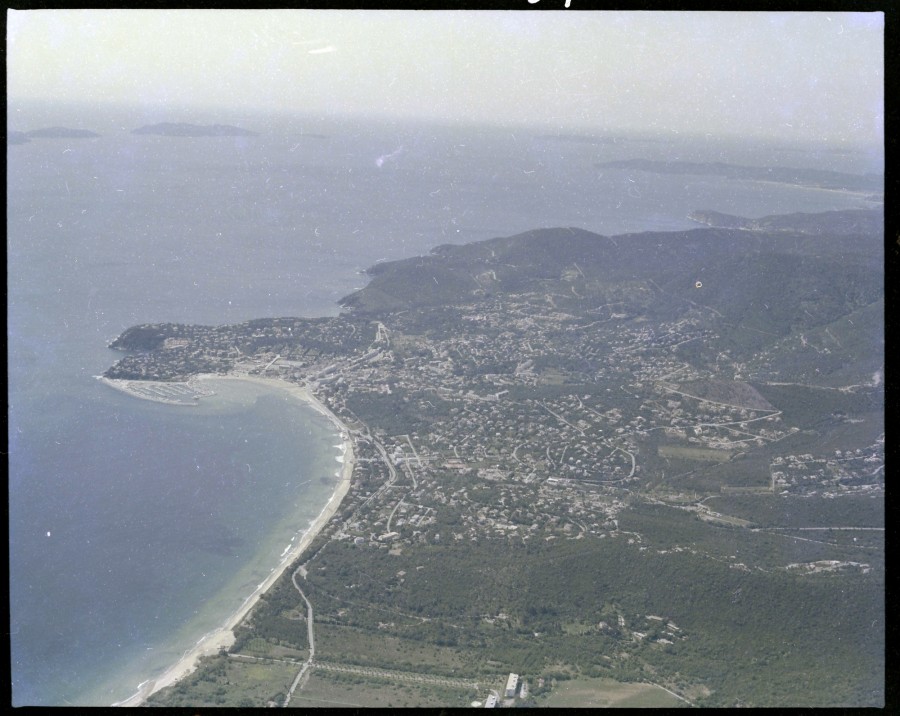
[131,122,258,137]
[537,133,661,145]
[688,208,883,235]
[8,130,30,145]
[596,159,883,193]
[25,126,100,138]
[536,133,620,145]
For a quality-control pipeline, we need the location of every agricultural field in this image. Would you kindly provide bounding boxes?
[146,654,298,707]
[657,444,733,462]
[538,676,686,708]
[289,669,477,708]
[313,623,476,675]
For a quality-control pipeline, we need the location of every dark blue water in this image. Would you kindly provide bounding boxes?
[9,378,342,705]
[7,103,881,705]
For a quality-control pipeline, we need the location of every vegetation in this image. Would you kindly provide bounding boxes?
[538,676,686,708]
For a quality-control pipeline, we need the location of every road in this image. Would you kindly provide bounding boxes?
[540,401,586,436]
[752,526,884,532]
[262,354,281,373]
[387,498,405,532]
[661,384,781,414]
[358,438,399,511]
[642,680,694,706]
[612,446,636,478]
[283,567,316,707]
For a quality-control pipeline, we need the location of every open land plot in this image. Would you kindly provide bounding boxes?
[291,669,476,708]
[539,676,686,708]
[696,511,755,528]
[707,494,884,528]
[313,623,476,675]
[812,411,884,447]
[752,384,881,429]
[236,637,308,662]
[146,654,298,707]
[658,445,733,462]
[766,528,885,568]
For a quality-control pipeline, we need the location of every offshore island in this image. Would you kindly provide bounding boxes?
[104,208,883,708]
[131,122,258,137]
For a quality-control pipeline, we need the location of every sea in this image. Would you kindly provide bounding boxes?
[7,100,882,705]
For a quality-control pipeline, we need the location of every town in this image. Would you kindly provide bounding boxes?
[105,221,883,707]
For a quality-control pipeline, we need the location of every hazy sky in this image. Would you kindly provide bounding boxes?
[7,9,884,143]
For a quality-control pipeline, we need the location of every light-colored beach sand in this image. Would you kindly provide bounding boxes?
[112,374,354,707]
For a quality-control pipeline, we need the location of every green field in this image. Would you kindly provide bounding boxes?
[658,444,733,462]
[539,676,686,708]
[290,669,476,708]
[313,624,476,675]
[146,654,298,707]
[706,493,884,528]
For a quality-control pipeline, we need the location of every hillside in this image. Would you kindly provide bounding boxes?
[340,224,881,371]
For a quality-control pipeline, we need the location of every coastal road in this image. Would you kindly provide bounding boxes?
[358,438,399,511]
[283,568,316,707]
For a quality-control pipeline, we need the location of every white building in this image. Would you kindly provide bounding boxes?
[505,673,519,698]
[484,694,497,708]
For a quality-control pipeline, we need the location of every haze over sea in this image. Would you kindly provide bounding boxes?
[7,101,882,705]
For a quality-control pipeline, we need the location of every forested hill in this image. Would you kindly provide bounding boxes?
[339,217,882,323]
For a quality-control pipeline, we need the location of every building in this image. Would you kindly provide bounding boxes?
[505,673,519,698]
[483,694,497,708]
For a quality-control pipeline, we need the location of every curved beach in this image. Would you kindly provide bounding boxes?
[112,374,354,707]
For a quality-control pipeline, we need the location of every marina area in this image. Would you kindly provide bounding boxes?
[97,376,217,405]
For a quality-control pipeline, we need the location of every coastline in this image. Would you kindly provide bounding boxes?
[112,373,355,707]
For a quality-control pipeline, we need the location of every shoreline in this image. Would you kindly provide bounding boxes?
[112,373,355,707]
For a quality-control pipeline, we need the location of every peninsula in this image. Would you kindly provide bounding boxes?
[596,159,883,194]
[687,208,884,235]
[25,126,101,138]
[106,209,883,708]
[131,122,258,137]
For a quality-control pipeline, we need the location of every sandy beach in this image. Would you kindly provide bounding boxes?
[112,374,355,707]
